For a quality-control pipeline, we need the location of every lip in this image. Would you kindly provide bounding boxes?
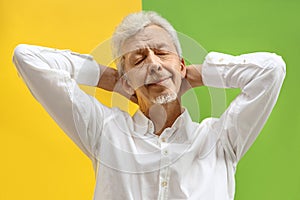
[145,77,171,87]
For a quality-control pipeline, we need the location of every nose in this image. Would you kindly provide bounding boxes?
[146,50,162,74]
[148,63,162,75]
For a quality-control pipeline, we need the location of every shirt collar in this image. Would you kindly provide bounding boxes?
[132,108,193,137]
[132,109,150,136]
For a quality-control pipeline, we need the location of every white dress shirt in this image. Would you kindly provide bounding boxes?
[13,44,286,200]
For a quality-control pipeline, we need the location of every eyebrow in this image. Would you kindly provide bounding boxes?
[150,42,169,50]
[126,49,144,61]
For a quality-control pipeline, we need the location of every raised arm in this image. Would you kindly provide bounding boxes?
[12,44,114,162]
[188,52,286,162]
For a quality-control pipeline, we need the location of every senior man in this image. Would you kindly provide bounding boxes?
[13,11,285,200]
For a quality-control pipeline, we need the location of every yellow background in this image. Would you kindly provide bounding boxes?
[0,0,141,199]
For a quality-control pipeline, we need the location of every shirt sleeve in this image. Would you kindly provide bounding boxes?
[12,44,109,162]
[202,52,286,162]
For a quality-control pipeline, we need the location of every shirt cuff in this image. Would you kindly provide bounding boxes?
[202,52,234,88]
[71,52,101,87]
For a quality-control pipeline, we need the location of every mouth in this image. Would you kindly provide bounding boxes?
[145,77,172,87]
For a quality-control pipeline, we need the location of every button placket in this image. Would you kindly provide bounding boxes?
[158,141,170,199]
[163,149,168,156]
[148,123,154,134]
[161,181,167,187]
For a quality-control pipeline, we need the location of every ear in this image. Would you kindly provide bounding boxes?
[180,58,187,78]
[121,76,135,96]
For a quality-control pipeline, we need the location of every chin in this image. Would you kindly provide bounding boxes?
[151,92,177,104]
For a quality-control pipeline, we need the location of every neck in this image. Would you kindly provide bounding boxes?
[140,99,182,136]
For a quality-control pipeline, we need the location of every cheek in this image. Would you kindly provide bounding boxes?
[164,59,182,72]
[168,63,183,81]
[125,68,147,89]
[170,70,184,91]
[173,74,182,89]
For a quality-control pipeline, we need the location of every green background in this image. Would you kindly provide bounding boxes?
[143,0,300,199]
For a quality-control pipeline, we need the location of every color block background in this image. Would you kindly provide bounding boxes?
[142,1,300,200]
[0,0,299,199]
[0,1,141,199]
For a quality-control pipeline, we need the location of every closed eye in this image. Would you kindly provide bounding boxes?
[135,56,145,65]
[154,50,170,56]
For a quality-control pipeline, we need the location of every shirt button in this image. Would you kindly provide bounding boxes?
[161,181,168,187]
[161,138,166,142]
[163,150,168,156]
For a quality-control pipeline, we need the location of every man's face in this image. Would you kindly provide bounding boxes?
[121,25,186,105]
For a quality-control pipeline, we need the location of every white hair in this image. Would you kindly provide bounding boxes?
[111,11,182,76]
[152,93,177,104]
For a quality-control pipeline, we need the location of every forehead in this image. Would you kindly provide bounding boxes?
[121,25,177,56]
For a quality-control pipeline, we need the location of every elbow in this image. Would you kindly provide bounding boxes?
[274,54,286,74]
[13,44,29,58]
[261,53,286,83]
[13,44,30,66]
[268,53,286,78]
[13,44,42,71]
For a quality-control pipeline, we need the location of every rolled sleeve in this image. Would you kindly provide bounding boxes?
[202,51,286,161]
[12,44,105,165]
